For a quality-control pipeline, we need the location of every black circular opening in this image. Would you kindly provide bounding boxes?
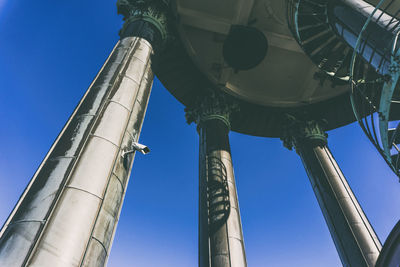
[223,25,268,71]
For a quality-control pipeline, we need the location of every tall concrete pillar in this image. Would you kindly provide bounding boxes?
[186,93,247,267]
[0,1,169,266]
[282,115,382,267]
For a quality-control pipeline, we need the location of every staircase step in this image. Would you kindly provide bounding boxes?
[316,44,349,74]
[302,28,331,45]
[310,35,337,56]
[299,24,329,41]
[302,0,327,8]
[298,22,326,31]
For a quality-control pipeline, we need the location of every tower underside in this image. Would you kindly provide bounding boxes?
[0,0,399,266]
[154,0,359,138]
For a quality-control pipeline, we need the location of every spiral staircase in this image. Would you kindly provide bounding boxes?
[288,0,400,178]
[287,0,356,82]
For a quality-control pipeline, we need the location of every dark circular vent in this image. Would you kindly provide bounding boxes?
[223,25,268,71]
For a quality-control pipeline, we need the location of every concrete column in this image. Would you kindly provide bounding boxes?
[375,220,400,267]
[186,93,247,267]
[282,116,382,267]
[0,1,170,266]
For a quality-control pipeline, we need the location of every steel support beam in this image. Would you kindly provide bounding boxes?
[187,93,247,267]
[282,116,382,267]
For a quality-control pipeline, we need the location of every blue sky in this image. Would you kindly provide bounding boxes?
[0,1,400,266]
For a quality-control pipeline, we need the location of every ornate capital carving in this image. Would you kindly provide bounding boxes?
[281,115,328,150]
[117,0,170,42]
[185,92,239,130]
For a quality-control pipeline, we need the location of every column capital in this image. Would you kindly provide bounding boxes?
[117,0,170,44]
[185,92,239,130]
[281,114,328,150]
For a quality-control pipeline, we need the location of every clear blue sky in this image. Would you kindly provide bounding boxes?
[0,1,399,266]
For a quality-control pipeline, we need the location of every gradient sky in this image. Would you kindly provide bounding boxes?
[1,1,400,266]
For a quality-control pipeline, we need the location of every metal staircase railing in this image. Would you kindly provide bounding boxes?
[349,0,400,178]
[287,0,353,84]
[206,156,231,232]
[287,0,400,179]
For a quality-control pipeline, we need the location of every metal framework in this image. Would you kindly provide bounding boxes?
[349,0,400,178]
[1,0,400,266]
[288,0,400,179]
[287,0,352,83]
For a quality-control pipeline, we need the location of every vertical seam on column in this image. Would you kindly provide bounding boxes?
[326,146,382,248]
[231,160,247,266]
[225,208,232,267]
[0,40,120,238]
[205,152,212,266]
[79,37,152,266]
[25,38,135,265]
[324,147,382,252]
[315,146,367,265]
[230,167,247,266]
[104,41,153,259]
[21,41,124,266]
[310,148,353,265]
[225,151,238,267]
[78,37,142,266]
[105,57,153,260]
[218,151,232,267]
[199,130,208,267]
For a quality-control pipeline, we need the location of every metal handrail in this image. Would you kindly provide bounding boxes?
[349,0,400,177]
[287,0,400,178]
